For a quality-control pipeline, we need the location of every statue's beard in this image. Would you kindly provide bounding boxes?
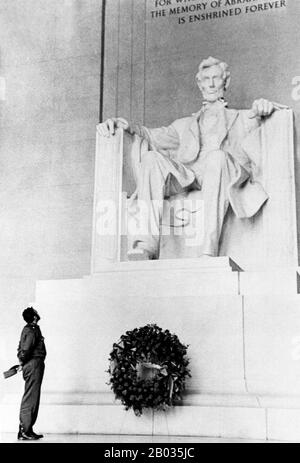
[202,88,225,103]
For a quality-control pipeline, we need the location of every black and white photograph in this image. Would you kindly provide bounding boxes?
[0,0,300,448]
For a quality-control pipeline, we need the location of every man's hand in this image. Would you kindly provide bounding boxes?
[249,99,289,119]
[97,117,130,137]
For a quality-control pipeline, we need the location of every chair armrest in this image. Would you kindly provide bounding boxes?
[91,128,140,268]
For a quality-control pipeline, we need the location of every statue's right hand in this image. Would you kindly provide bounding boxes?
[97,117,129,137]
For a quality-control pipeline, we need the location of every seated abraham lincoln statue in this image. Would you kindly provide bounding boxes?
[98,57,287,260]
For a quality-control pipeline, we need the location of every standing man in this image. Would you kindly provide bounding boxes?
[98,57,287,259]
[17,307,46,441]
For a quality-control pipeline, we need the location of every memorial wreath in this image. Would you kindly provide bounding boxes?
[108,324,191,416]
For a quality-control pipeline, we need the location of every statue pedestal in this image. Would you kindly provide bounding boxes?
[2,261,300,441]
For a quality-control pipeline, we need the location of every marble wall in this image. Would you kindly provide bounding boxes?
[0,0,102,280]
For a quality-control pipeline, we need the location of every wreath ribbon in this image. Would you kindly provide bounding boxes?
[140,362,168,376]
[140,362,178,400]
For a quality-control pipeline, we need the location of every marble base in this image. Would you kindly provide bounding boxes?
[240,269,300,295]
[35,257,242,298]
[1,392,300,441]
[92,256,242,273]
[2,262,300,441]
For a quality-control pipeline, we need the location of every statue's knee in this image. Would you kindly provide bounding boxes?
[141,151,163,169]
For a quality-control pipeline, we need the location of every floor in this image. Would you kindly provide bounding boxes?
[0,433,282,444]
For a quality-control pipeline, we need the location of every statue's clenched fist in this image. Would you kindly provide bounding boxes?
[97,117,130,137]
[249,99,289,119]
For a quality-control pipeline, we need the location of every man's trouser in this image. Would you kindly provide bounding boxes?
[19,358,45,433]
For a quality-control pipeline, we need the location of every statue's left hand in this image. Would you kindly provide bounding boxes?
[249,99,289,119]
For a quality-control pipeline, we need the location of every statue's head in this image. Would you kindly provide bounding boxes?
[196,57,231,103]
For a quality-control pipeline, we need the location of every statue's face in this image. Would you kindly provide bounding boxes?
[198,64,226,102]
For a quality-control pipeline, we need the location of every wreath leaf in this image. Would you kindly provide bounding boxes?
[108,324,191,415]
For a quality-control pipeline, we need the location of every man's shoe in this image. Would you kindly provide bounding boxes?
[17,430,38,440]
[30,430,44,439]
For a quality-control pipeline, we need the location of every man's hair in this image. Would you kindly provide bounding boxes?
[22,307,37,324]
[196,56,231,90]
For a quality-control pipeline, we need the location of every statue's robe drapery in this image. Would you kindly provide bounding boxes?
[132,107,269,219]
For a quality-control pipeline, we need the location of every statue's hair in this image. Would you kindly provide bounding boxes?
[196,56,231,90]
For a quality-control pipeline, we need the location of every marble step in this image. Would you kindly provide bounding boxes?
[1,393,300,441]
[35,268,300,301]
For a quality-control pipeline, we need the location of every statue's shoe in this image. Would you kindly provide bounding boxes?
[127,248,156,261]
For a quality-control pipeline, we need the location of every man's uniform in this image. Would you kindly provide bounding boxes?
[17,323,46,434]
